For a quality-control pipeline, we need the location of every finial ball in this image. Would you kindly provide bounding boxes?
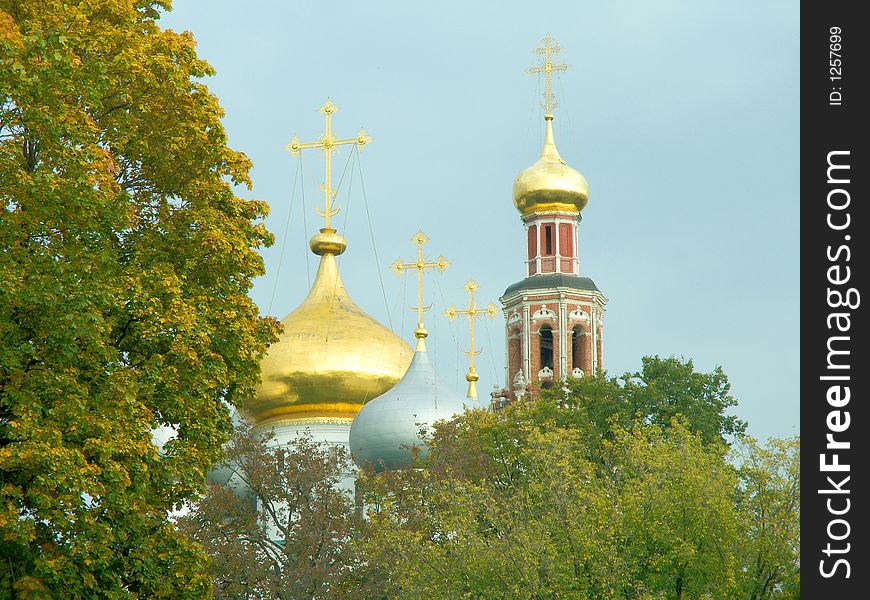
[310,228,347,255]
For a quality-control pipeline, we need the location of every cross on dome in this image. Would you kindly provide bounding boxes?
[390,230,450,351]
[445,279,497,399]
[285,100,372,230]
[527,33,568,118]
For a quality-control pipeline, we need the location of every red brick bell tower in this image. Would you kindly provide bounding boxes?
[498,35,607,401]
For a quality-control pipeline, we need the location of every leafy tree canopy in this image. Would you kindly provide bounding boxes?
[357,399,742,599]
[0,1,278,596]
[734,436,800,599]
[354,390,794,600]
[537,355,747,454]
[186,357,794,600]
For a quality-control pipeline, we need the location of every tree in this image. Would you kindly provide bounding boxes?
[1,1,277,596]
[602,422,740,599]
[549,355,747,452]
[624,356,746,445]
[734,436,800,599]
[176,359,793,599]
[355,399,744,599]
[177,422,363,600]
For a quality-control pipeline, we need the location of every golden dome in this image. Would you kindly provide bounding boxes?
[245,228,413,425]
[513,116,588,216]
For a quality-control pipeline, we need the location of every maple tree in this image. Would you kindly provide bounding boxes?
[0,1,277,596]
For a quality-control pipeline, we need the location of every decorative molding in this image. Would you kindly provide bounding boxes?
[522,208,579,218]
[512,369,528,400]
[508,311,521,324]
[538,366,554,380]
[531,304,557,321]
[499,288,607,307]
[571,367,584,379]
[569,305,589,322]
[264,416,354,426]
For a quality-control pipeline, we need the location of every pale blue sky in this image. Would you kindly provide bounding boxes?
[160,1,799,442]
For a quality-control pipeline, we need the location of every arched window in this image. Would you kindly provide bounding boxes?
[539,326,554,370]
[572,326,585,371]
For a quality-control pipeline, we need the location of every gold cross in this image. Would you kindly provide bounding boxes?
[527,33,568,117]
[445,279,497,400]
[285,100,372,230]
[390,230,449,352]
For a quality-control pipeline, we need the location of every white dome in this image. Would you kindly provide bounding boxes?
[349,350,474,472]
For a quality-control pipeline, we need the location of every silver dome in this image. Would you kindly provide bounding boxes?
[350,350,474,472]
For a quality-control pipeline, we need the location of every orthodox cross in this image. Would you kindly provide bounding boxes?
[527,33,568,117]
[390,230,449,352]
[445,279,497,400]
[285,100,371,229]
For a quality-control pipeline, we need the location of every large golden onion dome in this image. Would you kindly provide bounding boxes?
[245,228,413,426]
[513,115,588,216]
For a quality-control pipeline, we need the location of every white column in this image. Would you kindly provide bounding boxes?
[575,218,581,275]
[596,300,605,371]
[503,308,510,388]
[558,296,567,378]
[590,308,598,373]
[525,221,532,277]
[522,302,531,381]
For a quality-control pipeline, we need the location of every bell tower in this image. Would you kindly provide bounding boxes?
[499,35,607,399]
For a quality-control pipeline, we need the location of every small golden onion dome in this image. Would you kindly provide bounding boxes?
[513,116,588,216]
[245,228,413,425]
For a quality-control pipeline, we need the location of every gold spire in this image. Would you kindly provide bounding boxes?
[527,33,568,118]
[513,35,589,216]
[445,279,497,399]
[390,231,449,352]
[286,99,372,252]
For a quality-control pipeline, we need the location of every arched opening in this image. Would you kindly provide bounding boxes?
[539,326,554,371]
[572,326,585,371]
[543,224,554,256]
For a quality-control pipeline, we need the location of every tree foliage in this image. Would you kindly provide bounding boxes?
[357,399,743,599]
[542,355,747,453]
[353,389,796,599]
[603,423,739,598]
[0,1,277,596]
[735,436,800,599]
[183,357,795,599]
[177,423,364,600]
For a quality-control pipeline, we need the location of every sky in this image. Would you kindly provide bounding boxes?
[159,0,799,442]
